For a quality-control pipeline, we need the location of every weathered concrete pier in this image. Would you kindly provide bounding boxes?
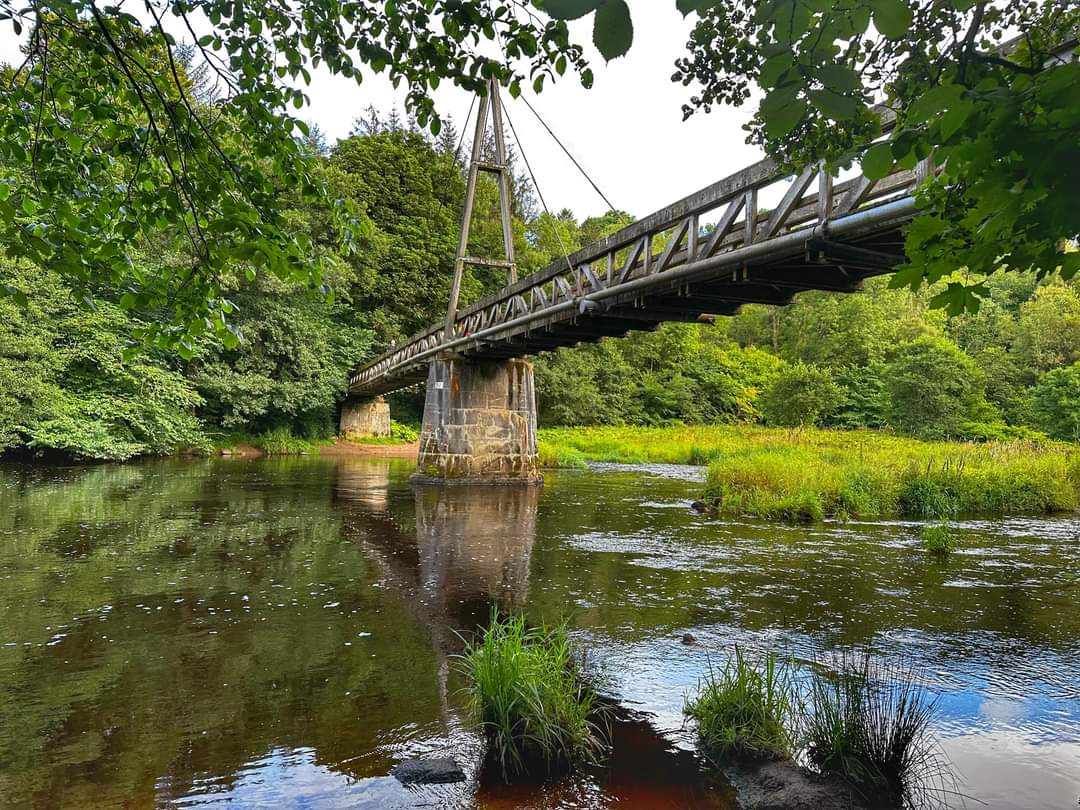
[413,356,540,484]
[339,396,390,440]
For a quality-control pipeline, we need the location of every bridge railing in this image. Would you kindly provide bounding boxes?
[350,127,929,395]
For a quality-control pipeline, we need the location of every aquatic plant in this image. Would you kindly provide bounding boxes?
[804,652,954,809]
[920,524,955,556]
[539,424,1079,520]
[683,647,796,760]
[458,612,608,779]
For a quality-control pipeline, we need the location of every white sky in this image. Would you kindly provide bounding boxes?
[0,4,761,221]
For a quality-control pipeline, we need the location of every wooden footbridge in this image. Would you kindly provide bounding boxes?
[342,83,929,482]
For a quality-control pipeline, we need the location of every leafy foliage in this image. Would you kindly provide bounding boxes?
[669,0,1080,313]
[1031,362,1080,442]
[760,362,844,427]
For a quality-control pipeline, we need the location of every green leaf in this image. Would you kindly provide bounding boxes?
[810,88,860,120]
[938,99,973,141]
[861,141,894,180]
[676,0,712,15]
[760,85,805,138]
[593,0,633,61]
[812,64,862,93]
[541,0,600,20]
[871,0,912,39]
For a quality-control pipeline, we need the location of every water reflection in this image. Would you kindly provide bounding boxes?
[0,458,1077,809]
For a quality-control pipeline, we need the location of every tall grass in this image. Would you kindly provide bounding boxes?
[805,652,954,809]
[683,647,796,759]
[683,647,956,808]
[457,612,608,779]
[920,524,955,556]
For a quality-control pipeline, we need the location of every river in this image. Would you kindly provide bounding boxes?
[0,457,1077,809]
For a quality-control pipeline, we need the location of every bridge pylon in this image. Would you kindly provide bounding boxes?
[414,79,540,484]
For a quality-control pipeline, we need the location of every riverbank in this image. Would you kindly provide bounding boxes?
[538,425,1080,520]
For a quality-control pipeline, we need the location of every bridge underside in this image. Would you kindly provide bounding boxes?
[352,226,907,397]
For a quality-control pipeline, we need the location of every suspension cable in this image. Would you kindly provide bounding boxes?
[517,94,617,213]
[502,102,577,274]
[454,93,476,162]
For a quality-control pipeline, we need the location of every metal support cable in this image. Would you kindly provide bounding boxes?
[502,102,576,274]
[454,94,476,162]
[517,94,617,213]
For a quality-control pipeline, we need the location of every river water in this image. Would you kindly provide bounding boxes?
[0,457,1077,809]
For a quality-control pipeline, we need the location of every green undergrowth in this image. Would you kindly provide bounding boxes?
[216,428,331,456]
[457,612,608,780]
[538,425,1080,520]
[920,524,956,555]
[349,420,419,445]
[684,648,953,809]
[537,441,588,469]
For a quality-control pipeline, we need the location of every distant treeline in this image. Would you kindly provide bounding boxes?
[1,113,1078,460]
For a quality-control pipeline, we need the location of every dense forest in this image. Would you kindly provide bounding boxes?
[1,104,1078,461]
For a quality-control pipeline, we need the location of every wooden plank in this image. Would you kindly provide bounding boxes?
[699,196,745,258]
[761,166,816,239]
[744,188,758,245]
[655,217,690,274]
[817,171,833,222]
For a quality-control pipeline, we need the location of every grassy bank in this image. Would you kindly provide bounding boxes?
[538,425,1080,520]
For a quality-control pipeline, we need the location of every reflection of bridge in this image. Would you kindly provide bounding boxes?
[341,82,927,482]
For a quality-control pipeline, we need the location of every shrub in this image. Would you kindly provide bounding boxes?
[254,427,316,455]
[955,421,1048,443]
[1031,362,1080,442]
[804,652,952,808]
[458,613,608,779]
[885,336,990,439]
[920,524,955,555]
[760,363,845,428]
[537,441,588,469]
[390,420,419,442]
[684,648,796,760]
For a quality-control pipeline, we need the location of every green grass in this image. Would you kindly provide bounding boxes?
[216,428,331,456]
[538,425,1080,520]
[920,524,956,556]
[683,647,796,760]
[537,441,588,469]
[457,612,608,779]
[804,652,953,809]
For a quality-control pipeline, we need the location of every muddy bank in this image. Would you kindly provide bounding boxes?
[319,439,418,458]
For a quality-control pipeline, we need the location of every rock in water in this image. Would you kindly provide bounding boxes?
[391,758,466,785]
[681,633,696,645]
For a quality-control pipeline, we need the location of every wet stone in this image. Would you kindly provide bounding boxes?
[391,757,466,785]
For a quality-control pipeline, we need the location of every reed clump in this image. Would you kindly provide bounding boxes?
[458,612,608,780]
[683,647,955,809]
[683,647,796,759]
[804,652,953,809]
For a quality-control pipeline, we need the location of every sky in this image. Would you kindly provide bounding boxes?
[298,5,762,222]
[0,4,762,222]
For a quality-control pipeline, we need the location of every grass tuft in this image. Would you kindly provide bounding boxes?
[458,612,608,779]
[683,647,796,760]
[920,524,955,556]
[804,652,954,809]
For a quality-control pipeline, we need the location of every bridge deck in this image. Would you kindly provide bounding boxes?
[350,149,926,397]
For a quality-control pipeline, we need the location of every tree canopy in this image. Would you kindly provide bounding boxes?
[2,0,1076,346]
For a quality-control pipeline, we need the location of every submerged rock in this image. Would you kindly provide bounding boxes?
[681,633,697,645]
[728,759,868,810]
[391,757,467,785]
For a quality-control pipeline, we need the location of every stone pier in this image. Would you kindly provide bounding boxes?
[339,396,391,439]
[414,356,540,484]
